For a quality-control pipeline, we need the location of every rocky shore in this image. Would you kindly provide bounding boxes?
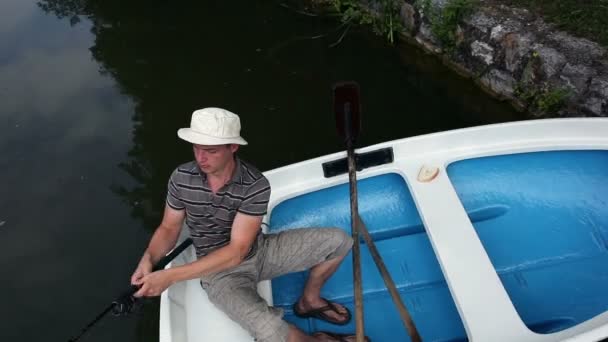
[312,0,608,117]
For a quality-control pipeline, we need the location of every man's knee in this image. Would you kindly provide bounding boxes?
[324,227,353,260]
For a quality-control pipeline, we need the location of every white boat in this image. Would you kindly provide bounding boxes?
[160,118,608,342]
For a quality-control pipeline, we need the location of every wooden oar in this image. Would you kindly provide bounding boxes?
[356,214,422,342]
[333,82,422,342]
[67,238,193,342]
[333,82,365,342]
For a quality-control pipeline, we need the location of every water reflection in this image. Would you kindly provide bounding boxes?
[38,0,522,223]
[27,0,524,341]
[0,1,144,342]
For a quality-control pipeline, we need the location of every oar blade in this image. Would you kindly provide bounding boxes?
[333,81,361,142]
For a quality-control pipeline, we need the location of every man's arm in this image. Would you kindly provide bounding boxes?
[133,212,262,297]
[130,204,185,285]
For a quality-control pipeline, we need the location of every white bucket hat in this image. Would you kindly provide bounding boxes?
[177,107,248,146]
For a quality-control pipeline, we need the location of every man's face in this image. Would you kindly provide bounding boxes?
[193,144,238,175]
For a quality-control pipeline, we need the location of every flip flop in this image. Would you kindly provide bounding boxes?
[293,297,351,325]
[312,331,372,342]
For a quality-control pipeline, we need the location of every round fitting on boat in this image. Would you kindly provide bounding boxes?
[417,165,440,182]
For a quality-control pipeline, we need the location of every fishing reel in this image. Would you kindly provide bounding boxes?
[68,239,193,342]
[111,285,140,316]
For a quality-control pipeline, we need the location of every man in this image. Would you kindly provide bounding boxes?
[130,108,367,342]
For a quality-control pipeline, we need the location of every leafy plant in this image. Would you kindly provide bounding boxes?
[417,0,478,52]
[515,81,570,115]
[537,87,569,113]
[332,0,404,44]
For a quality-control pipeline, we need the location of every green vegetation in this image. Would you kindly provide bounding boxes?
[515,81,570,115]
[507,0,608,47]
[332,0,404,43]
[515,50,570,115]
[417,0,478,52]
[536,87,569,113]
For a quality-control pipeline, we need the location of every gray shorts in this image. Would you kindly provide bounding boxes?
[199,227,353,342]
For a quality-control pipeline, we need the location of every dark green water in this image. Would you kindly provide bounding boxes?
[0,0,523,341]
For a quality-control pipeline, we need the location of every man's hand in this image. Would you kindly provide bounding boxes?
[133,269,175,297]
[130,257,153,285]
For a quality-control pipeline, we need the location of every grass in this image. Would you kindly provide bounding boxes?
[507,0,608,47]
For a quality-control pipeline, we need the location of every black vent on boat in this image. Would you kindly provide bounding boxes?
[322,147,394,178]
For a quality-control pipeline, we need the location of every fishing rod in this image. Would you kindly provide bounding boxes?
[67,238,193,342]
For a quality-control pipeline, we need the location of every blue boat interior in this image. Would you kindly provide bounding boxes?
[268,173,468,342]
[267,150,608,341]
[447,150,608,335]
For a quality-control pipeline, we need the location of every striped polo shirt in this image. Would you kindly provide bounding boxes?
[166,158,271,259]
